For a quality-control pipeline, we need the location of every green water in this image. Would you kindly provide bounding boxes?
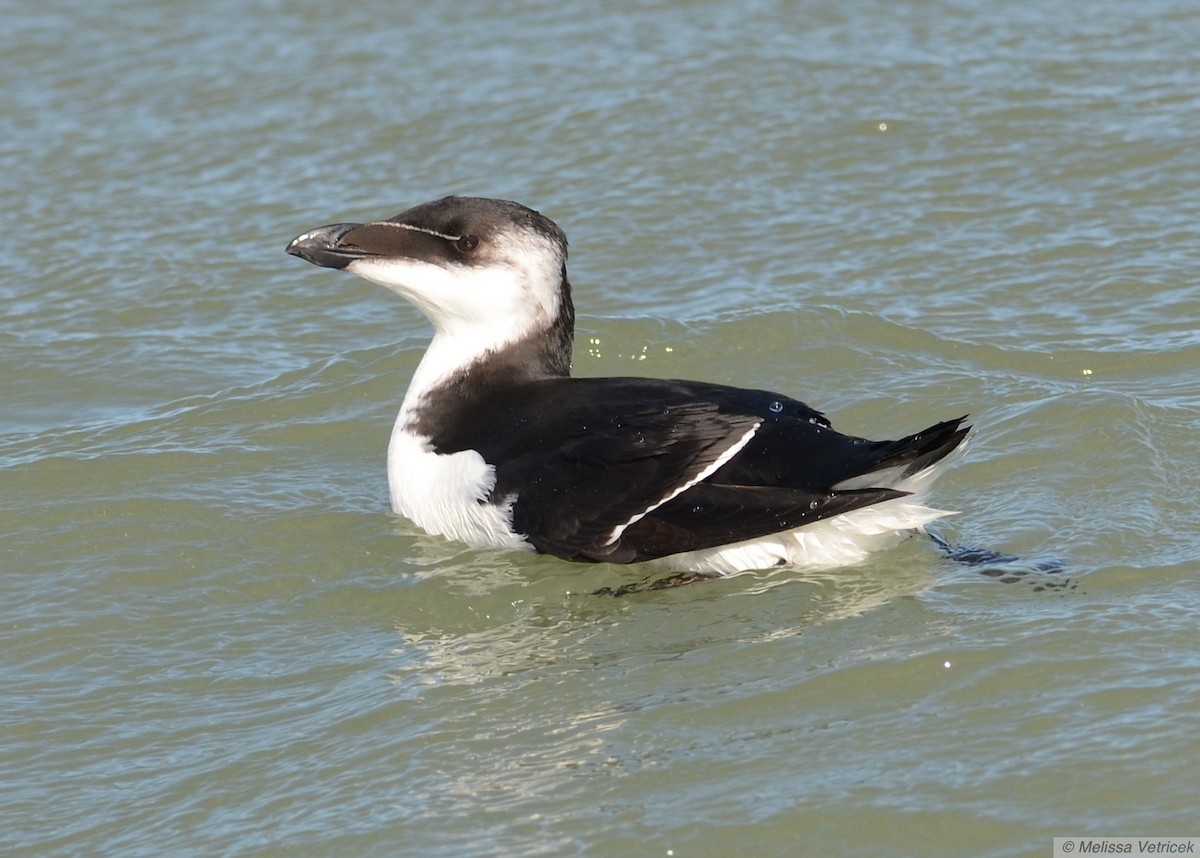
[4,1,1200,855]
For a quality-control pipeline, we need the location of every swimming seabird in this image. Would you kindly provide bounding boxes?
[286,196,970,575]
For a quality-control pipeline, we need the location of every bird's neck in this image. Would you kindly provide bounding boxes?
[398,273,575,435]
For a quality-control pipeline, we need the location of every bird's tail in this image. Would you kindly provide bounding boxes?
[833,416,972,495]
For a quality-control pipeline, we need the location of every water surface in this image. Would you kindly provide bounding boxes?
[4,1,1200,855]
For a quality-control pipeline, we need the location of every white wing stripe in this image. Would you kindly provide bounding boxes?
[604,421,761,547]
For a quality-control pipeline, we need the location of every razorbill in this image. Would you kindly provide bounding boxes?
[286,196,971,575]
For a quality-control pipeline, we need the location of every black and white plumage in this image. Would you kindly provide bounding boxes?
[286,196,971,575]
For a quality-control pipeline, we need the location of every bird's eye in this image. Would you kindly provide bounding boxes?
[454,234,479,254]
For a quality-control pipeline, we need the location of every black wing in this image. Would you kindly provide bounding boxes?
[613,412,970,562]
[421,376,968,564]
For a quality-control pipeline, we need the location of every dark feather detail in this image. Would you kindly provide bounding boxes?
[412,372,970,564]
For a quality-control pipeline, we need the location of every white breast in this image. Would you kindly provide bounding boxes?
[386,422,532,553]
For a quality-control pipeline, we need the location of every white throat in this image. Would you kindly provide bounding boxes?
[348,257,556,427]
[396,329,505,426]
